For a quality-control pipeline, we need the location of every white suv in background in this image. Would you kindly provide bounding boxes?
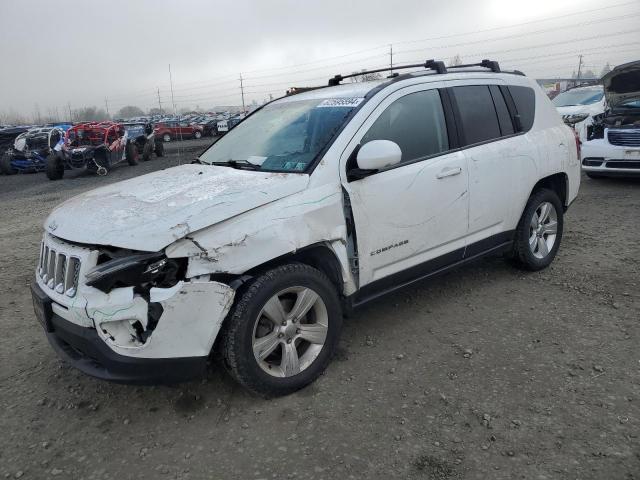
[31,60,580,396]
[552,84,605,140]
[582,61,640,178]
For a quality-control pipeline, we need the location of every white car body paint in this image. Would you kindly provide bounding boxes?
[35,233,235,359]
[35,70,579,374]
[581,61,640,176]
[553,86,605,141]
[45,164,310,251]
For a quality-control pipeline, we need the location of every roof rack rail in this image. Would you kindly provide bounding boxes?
[327,59,507,86]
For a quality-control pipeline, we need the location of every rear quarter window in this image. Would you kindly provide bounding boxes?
[507,85,536,132]
[451,85,501,146]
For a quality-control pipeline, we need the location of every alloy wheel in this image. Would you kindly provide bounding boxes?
[252,286,328,378]
[529,201,558,259]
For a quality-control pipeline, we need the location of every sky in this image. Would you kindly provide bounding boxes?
[0,0,639,120]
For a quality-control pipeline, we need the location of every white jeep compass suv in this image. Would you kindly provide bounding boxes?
[31,60,580,396]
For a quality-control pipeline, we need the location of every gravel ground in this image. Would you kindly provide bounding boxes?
[0,140,638,480]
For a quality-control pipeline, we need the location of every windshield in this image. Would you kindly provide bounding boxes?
[199,97,361,172]
[553,88,603,107]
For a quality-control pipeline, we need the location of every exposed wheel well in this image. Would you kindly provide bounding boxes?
[531,173,568,208]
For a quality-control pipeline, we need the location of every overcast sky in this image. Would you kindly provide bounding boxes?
[1,0,639,119]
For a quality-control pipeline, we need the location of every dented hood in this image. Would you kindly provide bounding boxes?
[45,164,309,251]
[603,60,640,108]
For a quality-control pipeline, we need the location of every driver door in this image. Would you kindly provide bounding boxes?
[341,85,469,294]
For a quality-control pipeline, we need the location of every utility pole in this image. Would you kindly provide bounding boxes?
[390,44,393,75]
[576,54,584,86]
[104,97,110,118]
[67,102,73,123]
[239,73,246,113]
[156,87,163,115]
[169,64,177,115]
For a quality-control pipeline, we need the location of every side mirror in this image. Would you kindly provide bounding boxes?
[356,140,402,170]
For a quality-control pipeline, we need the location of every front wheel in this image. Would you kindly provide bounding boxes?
[194,130,202,139]
[586,172,605,179]
[162,133,171,143]
[45,153,64,180]
[508,188,564,271]
[222,263,342,397]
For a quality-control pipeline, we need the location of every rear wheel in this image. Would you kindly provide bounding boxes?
[142,141,152,161]
[163,133,171,143]
[1,154,16,175]
[194,130,202,139]
[126,142,139,166]
[155,141,164,157]
[508,188,563,271]
[45,153,64,180]
[222,263,342,397]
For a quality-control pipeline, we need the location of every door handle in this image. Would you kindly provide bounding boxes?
[436,167,462,179]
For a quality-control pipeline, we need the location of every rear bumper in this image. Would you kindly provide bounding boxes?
[45,311,207,384]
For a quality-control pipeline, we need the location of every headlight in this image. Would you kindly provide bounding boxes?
[85,252,171,293]
[563,113,589,125]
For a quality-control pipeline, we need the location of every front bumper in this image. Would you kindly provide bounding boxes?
[46,307,208,384]
[581,138,640,176]
[33,278,235,384]
[33,234,236,383]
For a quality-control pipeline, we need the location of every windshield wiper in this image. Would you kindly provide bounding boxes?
[210,160,262,170]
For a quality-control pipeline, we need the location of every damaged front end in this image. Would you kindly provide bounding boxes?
[34,233,235,383]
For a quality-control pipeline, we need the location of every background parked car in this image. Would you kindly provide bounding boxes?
[1,125,70,175]
[552,85,605,140]
[154,121,203,142]
[47,121,138,180]
[122,122,164,160]
[0,126,29,174]
[582,60,640,178]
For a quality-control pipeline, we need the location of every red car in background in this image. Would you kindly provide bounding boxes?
[154,121,203,142]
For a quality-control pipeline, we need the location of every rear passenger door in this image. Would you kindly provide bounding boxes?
[448,83,536,248]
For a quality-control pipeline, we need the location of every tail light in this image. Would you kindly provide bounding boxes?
[573,130,581,159]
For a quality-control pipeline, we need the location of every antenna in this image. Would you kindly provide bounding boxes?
[239,73,246,113]
[156,87,163,115]
[169,64,177,115]
[389,44,393,76]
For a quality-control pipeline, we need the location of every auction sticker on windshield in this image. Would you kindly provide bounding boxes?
[316,98,364,108]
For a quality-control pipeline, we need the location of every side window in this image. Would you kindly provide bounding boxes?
[489,86,515,136]
[507,85,536,132]
[361,89,449,164]
[452,85,501,146]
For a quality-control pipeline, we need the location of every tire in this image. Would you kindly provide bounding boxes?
[163,133,171,143]
[509,188,564,271]
[222,263,342,397]
[155,141,164,157]
[126,142,139,166]
[1,154,17,175]
[194,130,202,139]
[142,141,152,161]
[45,153,64,180]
